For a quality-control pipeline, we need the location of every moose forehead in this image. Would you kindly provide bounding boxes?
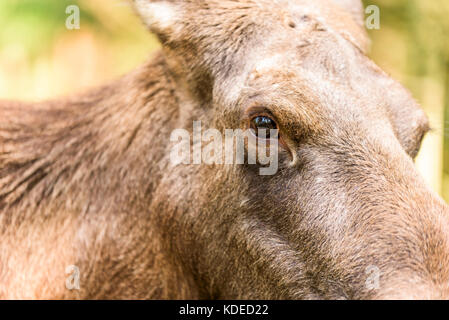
[229,25,379,120]
[216,0,372,104]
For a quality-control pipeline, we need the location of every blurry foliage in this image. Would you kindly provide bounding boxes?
[363,0,449,199]
[366,0,449,86]
[0,0,100,58]
[0,0,158,99]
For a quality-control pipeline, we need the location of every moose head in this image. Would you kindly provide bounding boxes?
[1,0,448,300]
[133,0,449,299]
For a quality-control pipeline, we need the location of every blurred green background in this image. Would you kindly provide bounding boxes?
[0,0,448,200]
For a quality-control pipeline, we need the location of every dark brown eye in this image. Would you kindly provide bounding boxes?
[250,116,278,139]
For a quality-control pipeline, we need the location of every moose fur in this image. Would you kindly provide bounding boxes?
[1,0,448,299]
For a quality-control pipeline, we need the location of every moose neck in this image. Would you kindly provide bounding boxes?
[0,51,207,298]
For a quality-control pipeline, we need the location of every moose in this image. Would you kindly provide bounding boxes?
[1,0,449,299]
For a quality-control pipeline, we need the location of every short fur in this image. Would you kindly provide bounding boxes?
[0,0,448,299]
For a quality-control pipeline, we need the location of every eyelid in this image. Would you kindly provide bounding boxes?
[244,106,277,122]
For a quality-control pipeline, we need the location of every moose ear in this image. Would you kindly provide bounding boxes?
[133,0,184,41]
[332,0,365,28]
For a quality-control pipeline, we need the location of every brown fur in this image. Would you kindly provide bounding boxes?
[0,0,448,299]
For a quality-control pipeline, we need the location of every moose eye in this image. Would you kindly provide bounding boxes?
[250,116,278,139]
